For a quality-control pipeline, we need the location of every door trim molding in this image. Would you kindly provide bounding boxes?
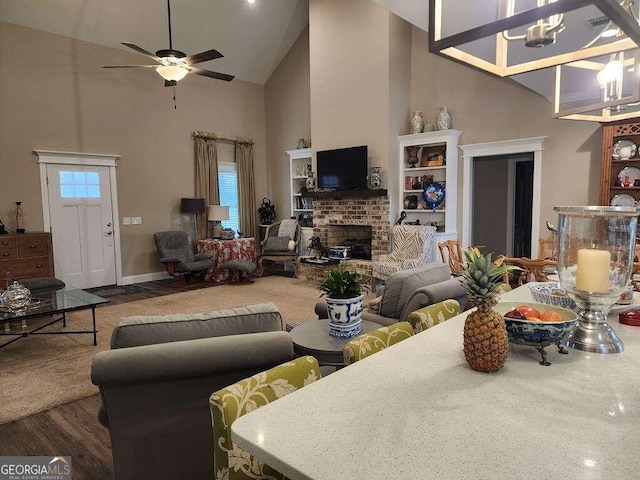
[460,137,546,259]
[35,150,123,286]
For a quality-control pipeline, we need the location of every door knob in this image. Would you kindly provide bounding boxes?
[104,231,113,236]
[106,222,112,227]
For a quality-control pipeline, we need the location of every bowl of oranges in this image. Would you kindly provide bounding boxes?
[495,301,579,347]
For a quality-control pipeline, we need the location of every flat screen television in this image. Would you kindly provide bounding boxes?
[316,145,368,190]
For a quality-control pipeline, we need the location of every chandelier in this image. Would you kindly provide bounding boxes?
[428,0,640,77]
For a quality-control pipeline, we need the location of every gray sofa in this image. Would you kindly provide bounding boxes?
[315,263,466,326]
[91,302,294,480]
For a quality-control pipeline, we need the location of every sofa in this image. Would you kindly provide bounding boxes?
[315,263,466,327]
[91,302,294,480]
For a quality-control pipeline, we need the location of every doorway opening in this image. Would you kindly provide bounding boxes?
[460,137,546,259]
[472,153,533,257]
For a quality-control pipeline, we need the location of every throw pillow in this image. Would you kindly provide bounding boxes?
[264,236,290,252]
[367,296,382,314]
[288,240,296,251]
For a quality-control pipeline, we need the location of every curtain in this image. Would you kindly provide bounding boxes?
[195,137,219,239]
[236,143,257,240]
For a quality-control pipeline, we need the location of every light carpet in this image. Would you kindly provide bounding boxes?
[0,276,321,425]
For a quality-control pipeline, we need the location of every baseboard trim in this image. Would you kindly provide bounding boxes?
[121,271,171,285]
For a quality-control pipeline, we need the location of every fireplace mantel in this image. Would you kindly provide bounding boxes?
[303,189,388,199]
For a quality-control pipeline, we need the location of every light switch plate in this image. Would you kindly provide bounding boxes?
[132,217,142,225]
[122,217,131,225]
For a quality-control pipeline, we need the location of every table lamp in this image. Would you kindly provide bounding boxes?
[208,205,229,239]
[181,198,206,243]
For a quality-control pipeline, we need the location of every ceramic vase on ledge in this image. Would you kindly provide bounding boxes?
[436,106,452,130]
[410,111,424,134]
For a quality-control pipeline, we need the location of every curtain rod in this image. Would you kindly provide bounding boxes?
[192,131,254,145]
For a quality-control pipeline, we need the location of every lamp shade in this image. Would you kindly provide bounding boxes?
[207,205,230,221]
[156,65,189,81]
[181,198,206,214]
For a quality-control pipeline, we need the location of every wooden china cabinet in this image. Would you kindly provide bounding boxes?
[599,120,640,206]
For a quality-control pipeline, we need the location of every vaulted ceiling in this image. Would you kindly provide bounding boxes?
[0,0,608,102]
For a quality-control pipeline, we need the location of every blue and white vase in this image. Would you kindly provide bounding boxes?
[326,294,364,338]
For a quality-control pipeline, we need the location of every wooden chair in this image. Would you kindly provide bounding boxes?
[501,257,557,286]
[538,236,558,261]
[438,239,464,275]
[257,219,301,277]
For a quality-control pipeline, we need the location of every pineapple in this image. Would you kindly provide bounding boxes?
[461,247,516,373]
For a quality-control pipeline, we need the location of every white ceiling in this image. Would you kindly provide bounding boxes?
[0,0,309,85]
[0,0,611,100]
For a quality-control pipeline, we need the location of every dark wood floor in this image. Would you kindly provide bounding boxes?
[0,276,221,479]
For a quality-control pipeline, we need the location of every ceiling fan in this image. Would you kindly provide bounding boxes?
[102,0,234,87]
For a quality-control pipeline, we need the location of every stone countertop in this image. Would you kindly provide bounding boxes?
[231,285,640,480]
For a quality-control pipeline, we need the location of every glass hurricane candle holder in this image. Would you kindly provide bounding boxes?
[554,206,639,354]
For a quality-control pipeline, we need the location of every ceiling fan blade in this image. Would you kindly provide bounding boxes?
[121,42,160,61]
[190,67,234,82]
[185,48,224,65]
[102,65,158,69]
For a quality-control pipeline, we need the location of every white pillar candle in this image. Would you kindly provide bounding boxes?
[575,248,611,293]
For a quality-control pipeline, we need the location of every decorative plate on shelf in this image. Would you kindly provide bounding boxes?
[617,166,640,187]
[422,182,445,211]
[612,139,638,160]
[610,193,637,207]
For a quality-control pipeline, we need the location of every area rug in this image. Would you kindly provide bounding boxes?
[87,284,150,297]
[0,276,321,425]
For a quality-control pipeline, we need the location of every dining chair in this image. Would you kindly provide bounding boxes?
[209,355,321,480]
[408,299,461,334]
[538,237,558,261]
[438,239,464,275]
[342,321,414,365]
[501,257,557,286]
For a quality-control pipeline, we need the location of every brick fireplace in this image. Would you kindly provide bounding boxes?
[313,195,390,259]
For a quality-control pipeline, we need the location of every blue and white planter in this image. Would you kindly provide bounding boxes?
[326,294,364,338]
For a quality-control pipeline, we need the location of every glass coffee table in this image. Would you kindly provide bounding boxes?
[0,287,109,349]
[289,319,379,368]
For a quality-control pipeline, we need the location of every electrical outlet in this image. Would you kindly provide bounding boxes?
[132,217,142,225]
[122,217,131,225]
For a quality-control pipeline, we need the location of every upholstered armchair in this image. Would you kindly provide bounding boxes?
[91,303,294,480]
[257,219,301,277]
[153,230,216,281]
[315,263,467,327]
[372,225,437,282]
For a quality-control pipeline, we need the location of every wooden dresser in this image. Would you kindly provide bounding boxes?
[0,232,54,288]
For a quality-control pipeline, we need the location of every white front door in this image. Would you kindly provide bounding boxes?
[47,165,116,288]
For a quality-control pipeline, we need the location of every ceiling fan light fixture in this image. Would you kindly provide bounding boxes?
[156,65,189,81]
[428,0,640,78]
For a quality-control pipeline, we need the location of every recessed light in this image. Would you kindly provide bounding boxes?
[248,0,255,4]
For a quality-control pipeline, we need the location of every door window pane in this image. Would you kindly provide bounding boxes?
[59,171,101,198]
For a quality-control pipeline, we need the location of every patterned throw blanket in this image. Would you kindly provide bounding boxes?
[278,219,298,240]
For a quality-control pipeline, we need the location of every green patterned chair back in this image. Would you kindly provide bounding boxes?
[408,299,460,334]
[210,356,321,480]
[343,321,414,365]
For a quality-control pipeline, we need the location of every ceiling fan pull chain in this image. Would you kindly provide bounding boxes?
[173,85,177,110]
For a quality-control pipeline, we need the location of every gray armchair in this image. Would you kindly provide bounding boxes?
[315,263,466,326]
[153,230,216,281]
[257,219,301,277]
[91,302,293,480]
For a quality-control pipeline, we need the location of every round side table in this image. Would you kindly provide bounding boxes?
[289,319,379,368]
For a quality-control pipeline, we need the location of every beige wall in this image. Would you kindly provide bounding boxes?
[264,27,311,222]
[409,28,602,236]
[309,0,397,174]
[0,22,268,278]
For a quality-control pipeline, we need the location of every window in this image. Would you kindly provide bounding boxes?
[218,162,239,233]
[59,171,100,198]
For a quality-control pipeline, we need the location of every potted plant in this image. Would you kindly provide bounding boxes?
[318,263,366,338]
